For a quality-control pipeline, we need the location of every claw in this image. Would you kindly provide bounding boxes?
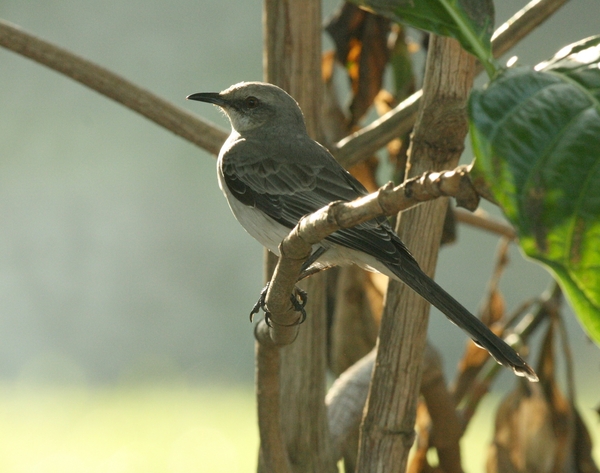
[291,287,308,324]
[249,283,308,325]
[249,283,270,322]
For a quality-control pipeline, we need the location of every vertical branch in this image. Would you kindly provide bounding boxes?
[356,36,476,472]
[263,0,323,139]
[257,0,335,472]
[255,330,293,472]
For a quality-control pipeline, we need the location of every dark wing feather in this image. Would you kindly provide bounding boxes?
[221,136,417,266]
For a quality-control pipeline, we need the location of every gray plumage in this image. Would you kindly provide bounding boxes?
[187,81,537,382]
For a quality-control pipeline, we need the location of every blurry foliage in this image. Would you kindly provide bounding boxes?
[471,36,600,345]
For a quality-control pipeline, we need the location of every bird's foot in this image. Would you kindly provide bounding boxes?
[249,283,308,326]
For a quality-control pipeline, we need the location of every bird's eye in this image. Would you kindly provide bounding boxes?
[245,96,259,109]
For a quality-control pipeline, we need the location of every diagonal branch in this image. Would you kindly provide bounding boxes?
[332,0,570,168]
[0,19,228,155]
[454,208,517,240]
[0,0,568,164]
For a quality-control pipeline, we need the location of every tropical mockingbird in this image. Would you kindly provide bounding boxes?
[187,81,537,381]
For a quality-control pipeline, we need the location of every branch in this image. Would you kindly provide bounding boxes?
[417,345,463,473]
[255,326,293,473]
[454,208,517,240]
[259,1,336,472]
[262,165,480,341]
[331,0,569,168]
[490,0,570,59]
[356,34,476,472]
[0,19,228,155]
[332,90,421,168]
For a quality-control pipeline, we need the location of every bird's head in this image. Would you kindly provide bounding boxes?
[187,82,307,135]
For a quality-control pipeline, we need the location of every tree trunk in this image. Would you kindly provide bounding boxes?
[258,0,336,471]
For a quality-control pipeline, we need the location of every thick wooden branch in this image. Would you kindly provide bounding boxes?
[0,19,228,155]
[356,34,477,472]
[332,0,570,168]
[259,1,335,472]
[262,165,480,341]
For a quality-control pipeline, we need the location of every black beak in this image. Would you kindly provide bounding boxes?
[186,92,226,106]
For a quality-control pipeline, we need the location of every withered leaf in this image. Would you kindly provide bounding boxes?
[325,3,391,126]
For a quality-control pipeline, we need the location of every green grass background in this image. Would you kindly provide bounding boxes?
[0,383,597,473]
[0,384,258,473]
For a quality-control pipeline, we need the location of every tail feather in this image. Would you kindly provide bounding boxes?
[386,261,538,382]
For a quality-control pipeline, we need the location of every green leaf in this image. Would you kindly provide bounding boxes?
[350,0,496,76]
[470,36,600,343]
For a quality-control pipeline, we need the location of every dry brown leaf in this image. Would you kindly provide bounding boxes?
[325,3,391,126]
[408,400,433,473]
[487,318,598,473]
[364,272,387,325]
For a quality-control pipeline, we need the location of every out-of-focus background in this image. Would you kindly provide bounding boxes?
[0,1,598,471]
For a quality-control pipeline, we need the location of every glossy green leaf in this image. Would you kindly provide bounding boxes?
[350,0,495,75]
[470,36,600,343]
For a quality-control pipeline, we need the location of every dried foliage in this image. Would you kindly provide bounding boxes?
[325,3,392,126]
[487,315,599,473]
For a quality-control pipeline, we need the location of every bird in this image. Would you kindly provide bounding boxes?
[187,81,538,382]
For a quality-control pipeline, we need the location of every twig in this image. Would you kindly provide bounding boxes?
[491,0,570,59]
[418,344,463,473]
[454,208,517,240]
[0,19,228,155]
[452,239,512,403]
[333,90,421,168]
[332,0,570,168]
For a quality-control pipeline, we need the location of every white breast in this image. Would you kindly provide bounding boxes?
[217,158,290,256]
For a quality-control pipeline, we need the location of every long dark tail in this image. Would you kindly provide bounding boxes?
[385,260,538,382]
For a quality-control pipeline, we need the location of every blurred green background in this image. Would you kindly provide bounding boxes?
[0,1,599,471]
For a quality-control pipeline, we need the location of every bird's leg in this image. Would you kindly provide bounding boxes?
[297,246,333,280]
[249,247,327,324]
[297,263,335,281]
